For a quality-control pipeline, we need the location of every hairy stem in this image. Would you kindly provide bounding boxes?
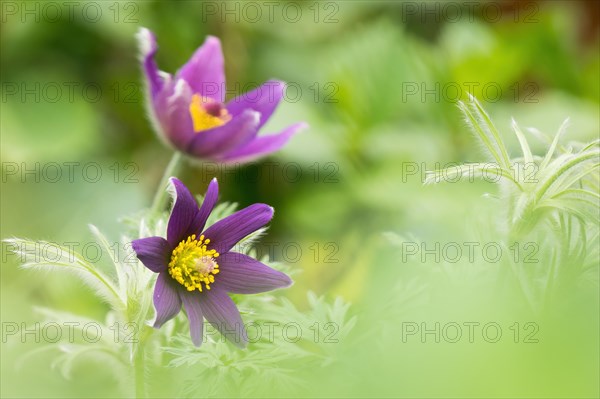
[149,152,185,216]
[134,344,146,398]
[133,326,154,398]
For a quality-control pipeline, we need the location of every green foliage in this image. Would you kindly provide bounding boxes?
[5,200,355,398]
[426,95,599,237]
[425,97,599,313]
[164,292,356,397]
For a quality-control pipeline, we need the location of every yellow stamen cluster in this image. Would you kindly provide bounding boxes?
[168,234,220,292]
[189,94,231,133]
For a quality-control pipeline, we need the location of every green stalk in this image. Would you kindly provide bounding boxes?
[134,342,146,398]
[135,152,185,395]
[149,151,185,217]
[133,326,154,398]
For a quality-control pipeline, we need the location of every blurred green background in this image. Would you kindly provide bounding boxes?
[1,1,599,398]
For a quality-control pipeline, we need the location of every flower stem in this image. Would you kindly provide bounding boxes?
[149,151,185,217]
[132,326,154,398]
[133,342,146,398]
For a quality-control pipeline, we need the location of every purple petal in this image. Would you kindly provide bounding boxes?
[226,80,285,130]
[131,236,170,273]
[166,177,200,246]
[203,203,274,254]
[180,290,204,347]
[176,36,225,102]
[186,110,260,159]
[191,178,219,237]
[153,79,195,151]
[137,28,168,99]
[153,272,182,328]
[218,122,307,164]
[199,288,247,348]
[216,252,292,294]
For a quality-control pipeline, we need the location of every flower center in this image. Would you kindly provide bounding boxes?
[188,94,231,133]
[168,234,220,292]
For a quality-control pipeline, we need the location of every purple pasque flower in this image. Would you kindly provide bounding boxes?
[131,177,292,348]
[137,28,307,164]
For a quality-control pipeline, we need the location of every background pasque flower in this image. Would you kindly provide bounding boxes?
[137,28,307,163]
